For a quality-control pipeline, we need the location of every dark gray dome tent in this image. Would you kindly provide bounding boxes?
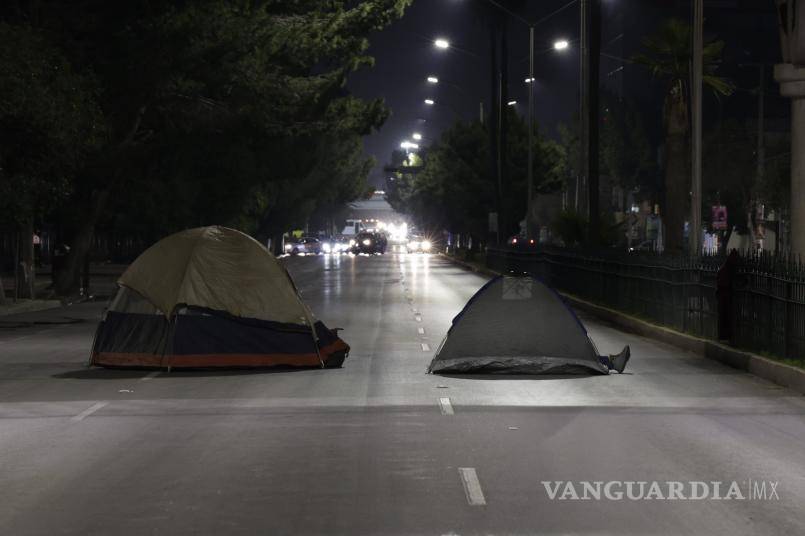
[428,275,622,374]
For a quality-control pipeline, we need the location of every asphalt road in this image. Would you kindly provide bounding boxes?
[1,252,804,535]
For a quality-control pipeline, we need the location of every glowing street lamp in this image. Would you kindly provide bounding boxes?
[424,99,435,105]
[400,141,419,150]
[427,76,439,84]
[507,100,517,106]
[434,38,450,50]
[553,39,569,51]
[412,133,422,141]
[524,77,535,83]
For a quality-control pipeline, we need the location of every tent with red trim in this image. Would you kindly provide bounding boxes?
[90,226,348,369]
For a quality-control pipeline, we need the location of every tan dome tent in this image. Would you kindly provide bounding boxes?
[90,226,349,369]
[428,275,629,374]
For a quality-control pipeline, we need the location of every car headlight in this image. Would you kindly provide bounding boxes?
[284,243,292,251]
[362,239,371,246]
[421,240,432,250]
[349,239,355,246]
[322,243,332,253]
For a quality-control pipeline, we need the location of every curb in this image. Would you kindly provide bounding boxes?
[442,253,805,396]
[0,299,63,317]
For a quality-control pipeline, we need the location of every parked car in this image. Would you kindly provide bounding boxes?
[284,237,322,255]
[350,231,386,254]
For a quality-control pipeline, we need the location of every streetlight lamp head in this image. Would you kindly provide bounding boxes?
[434,38,450,49]
[553,39,569,51]
[424,99,435,105]
[507,100,517,106]
[524,77,535,83]
[427,76,439,84]
[412,133,422,141]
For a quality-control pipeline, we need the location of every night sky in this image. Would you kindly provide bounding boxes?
[347,0,784,188]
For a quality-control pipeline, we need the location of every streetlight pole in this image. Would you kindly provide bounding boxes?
[527,25,535,239]
[580,0,589,220]
[580,0,601,246]
[443,1,578,243]
[690,0,703,256]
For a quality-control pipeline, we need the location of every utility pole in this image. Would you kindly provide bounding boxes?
[774,0,805,257]
[489,22,501,244]
[526,25,535,239]
[580,0,601,245]
[579,0,589,219]
[757,64,766,210]
[690,0,703,256]
[500,18,509,240]
[588,0,601,245]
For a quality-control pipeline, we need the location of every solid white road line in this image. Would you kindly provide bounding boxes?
[421,342,431,352]
[439,397,454,415]
[71,401,108,422]
[458,467,486,505]
[140,371,160,381]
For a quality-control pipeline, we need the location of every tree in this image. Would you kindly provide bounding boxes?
[599,92,654,206]
[2,1,411,294]
[704,120,791,252]
[703,119,755,250]
[634,18,732,253]
[388,109,565,244]
[0,23,103,299]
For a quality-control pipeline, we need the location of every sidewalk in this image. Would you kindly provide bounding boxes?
[0,299,63,317]
[0,298,107,325]
[442,252,805,396]
[1,262,127,309]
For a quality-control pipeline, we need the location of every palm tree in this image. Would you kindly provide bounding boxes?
[634,18,732,253]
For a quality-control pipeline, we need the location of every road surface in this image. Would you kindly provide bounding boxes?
[1,253,804,535]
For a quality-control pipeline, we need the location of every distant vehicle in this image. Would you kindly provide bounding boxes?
[340,219,364,237]
[321,236,350,254]
[350,231,386,254]
[508,235,538,250]
[285,237,322,255]
[406,235,433,253]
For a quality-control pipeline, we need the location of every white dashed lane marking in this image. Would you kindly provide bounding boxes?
[140,371,160,381]
[71,401,108,422]
[417,327,425,335]
[421,343,431,352]
[439,397,454,415]
[458,467,486,505]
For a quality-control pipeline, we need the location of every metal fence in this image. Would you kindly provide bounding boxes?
[486,247,805,362]
[731,253,805,361]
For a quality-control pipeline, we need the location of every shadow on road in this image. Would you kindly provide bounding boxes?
[53,366,323,380]
[435,373,600,381]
